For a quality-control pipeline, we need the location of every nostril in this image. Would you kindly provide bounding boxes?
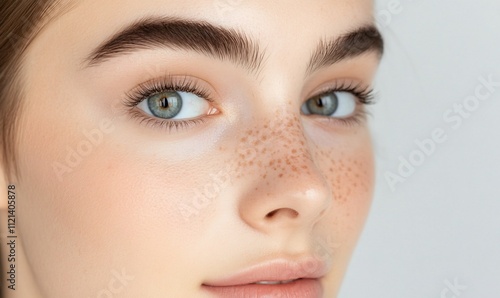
[265,208,299,219]
[266,210,277,218]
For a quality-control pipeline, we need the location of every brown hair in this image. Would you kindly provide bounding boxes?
[0,0,61,180]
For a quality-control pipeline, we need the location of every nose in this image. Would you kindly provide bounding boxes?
[236,113,332,233]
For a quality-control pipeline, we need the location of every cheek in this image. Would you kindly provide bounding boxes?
[322,142,374,206]
[314,130,374,247]
[15,99,230,293]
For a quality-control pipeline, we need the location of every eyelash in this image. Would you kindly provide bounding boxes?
[123,76,375,132]
[124,76,215,132]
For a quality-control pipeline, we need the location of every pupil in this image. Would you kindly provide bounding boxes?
[316,98,325,108]
[160,97,169,109]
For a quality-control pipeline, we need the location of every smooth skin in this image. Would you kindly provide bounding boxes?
[0,0,380,297]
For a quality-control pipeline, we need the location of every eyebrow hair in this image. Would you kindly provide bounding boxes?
[306,25,384,75]
[84,17,383,76]
[85,16,265,74]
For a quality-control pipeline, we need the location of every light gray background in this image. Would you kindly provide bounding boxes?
[340,0,500,297]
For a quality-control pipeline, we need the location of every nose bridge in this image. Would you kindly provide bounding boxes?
[235,111,315,179]
[235,110,332,232]
[266,114,315,177]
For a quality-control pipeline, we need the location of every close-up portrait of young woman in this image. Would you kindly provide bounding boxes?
[0,0,384,297]
[2,0,499,297]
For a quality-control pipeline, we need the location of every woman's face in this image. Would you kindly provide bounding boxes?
[7,0,381,297]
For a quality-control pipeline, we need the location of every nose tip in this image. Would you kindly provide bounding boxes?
[235,114,332,233]
[239,178,332,232]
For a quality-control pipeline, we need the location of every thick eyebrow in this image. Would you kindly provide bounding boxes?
[306,25,384,75]
[84,17,383,76]
[84,16,265,74]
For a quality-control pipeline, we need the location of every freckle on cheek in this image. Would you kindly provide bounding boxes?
[326,153,373,204]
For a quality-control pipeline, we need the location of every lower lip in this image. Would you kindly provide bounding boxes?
[202,278,323,298]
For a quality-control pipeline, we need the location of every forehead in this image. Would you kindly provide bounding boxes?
[61,0,374,24]
[43,0,375,51]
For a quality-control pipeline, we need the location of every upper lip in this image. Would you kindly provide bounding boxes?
[202,257,330,286]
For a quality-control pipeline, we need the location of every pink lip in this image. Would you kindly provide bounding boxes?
[202,258,328,298]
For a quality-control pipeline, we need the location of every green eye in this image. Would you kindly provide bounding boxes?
[147,91,183,119]
[301,91,357,118]
[303,93,339,116]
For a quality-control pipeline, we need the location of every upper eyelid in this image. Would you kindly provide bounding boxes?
[123,74,372,109]
[124,75,218,106]
[305,79,373,99]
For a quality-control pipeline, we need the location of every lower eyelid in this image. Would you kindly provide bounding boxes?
[128,108,210,132]
[326,113,367,127]
[305,104,368,127]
